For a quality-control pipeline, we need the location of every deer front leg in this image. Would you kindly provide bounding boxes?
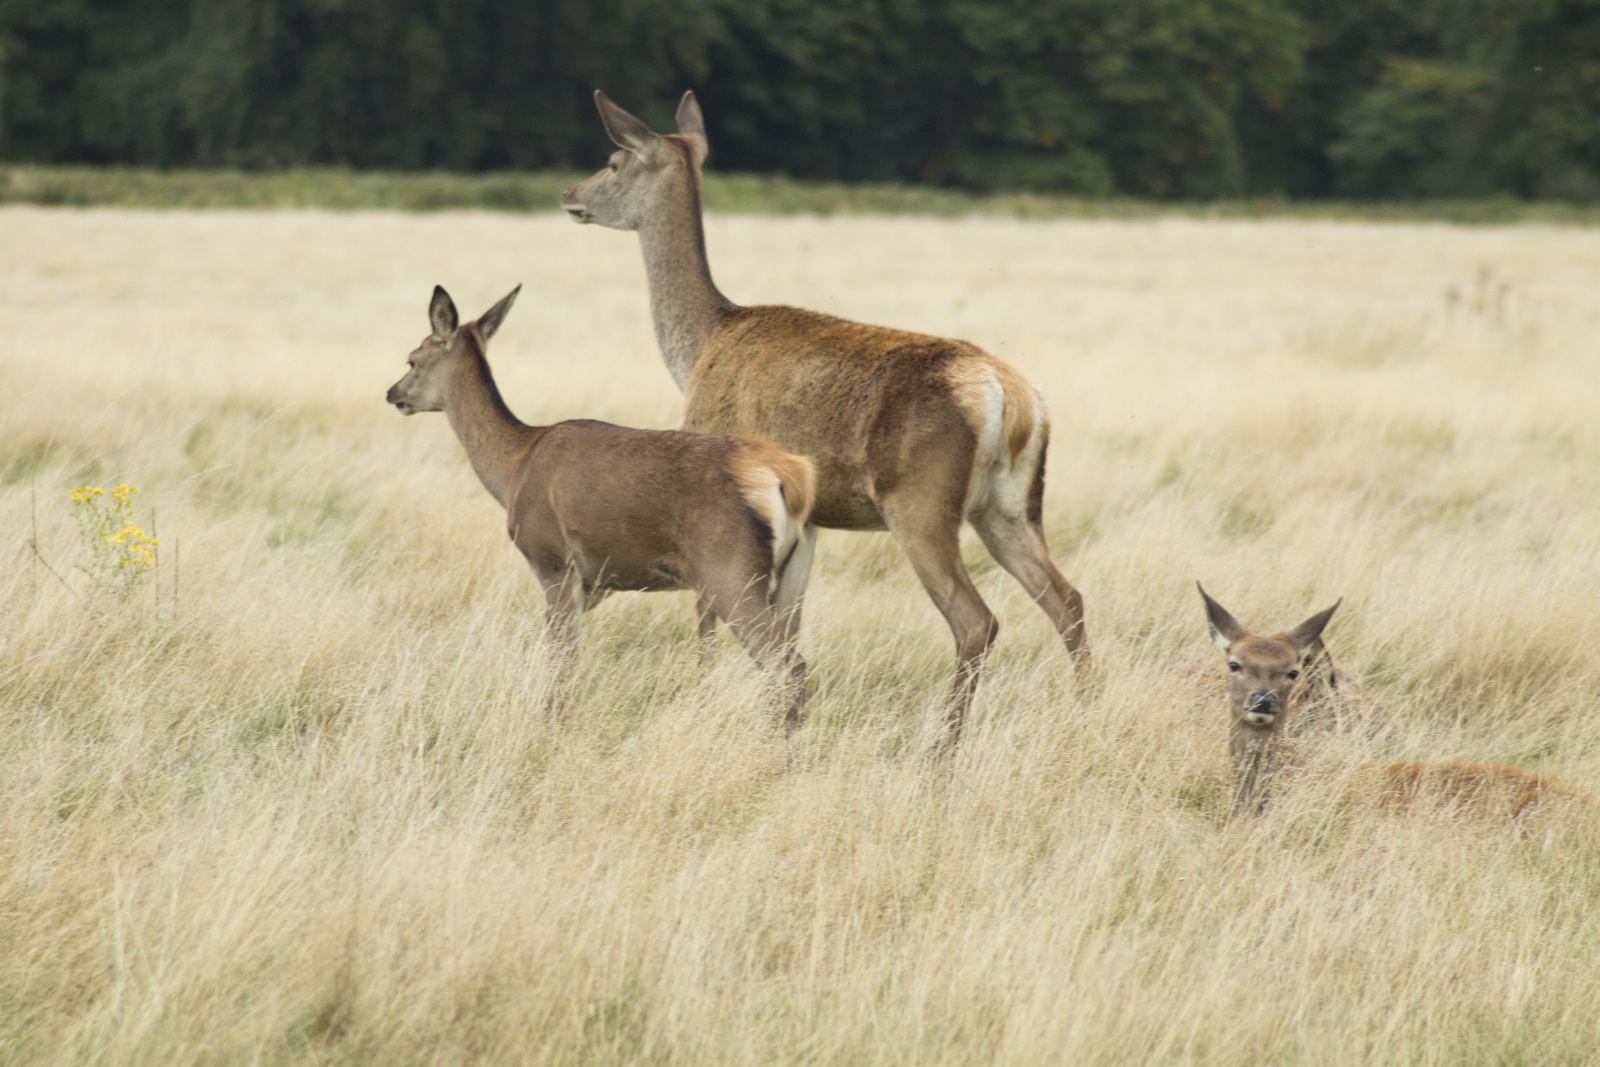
[539,565,586,721]
[695,593,719,669]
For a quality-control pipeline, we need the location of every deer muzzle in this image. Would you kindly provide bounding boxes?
[560,189,591,223]
[1244,692,1278,726]
[385,383,414,415]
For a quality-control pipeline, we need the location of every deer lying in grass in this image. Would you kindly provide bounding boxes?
[1197,583,1589,819]
[561,91,1089,747]
[387,285,816,730]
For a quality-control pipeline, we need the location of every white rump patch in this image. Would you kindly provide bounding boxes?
[735,469,801,588]
[961,374,1043,521]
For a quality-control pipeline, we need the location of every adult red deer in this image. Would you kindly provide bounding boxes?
[387,285,815,730]
[562,91,1090,745]
[1198,584,1589,819]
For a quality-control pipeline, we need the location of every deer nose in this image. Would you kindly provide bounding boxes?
[1244,692,1278,725]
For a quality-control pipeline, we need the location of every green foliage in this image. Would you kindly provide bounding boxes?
[696,0,1304,196]
[1326,0,1600,198]
[0,0,720,168]
[1,0,1599,196]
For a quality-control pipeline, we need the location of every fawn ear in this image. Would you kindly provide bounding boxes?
[596,90,667,162]
[1285,599,1342,655]
[475,285,521,342]
[429,286,459,341]
[675,91,709,168]
[1198,582,1247,653]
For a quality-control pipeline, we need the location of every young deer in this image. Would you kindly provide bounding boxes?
[1198,583,1339,815]
[387,286,816,730]
[1198,584,1589,819]
[562,91,1088,746]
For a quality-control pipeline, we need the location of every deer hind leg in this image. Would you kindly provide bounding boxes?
[969,505,1090,676]
[879,494,999,751]
[698,579,808,734]
[774,524,819,646]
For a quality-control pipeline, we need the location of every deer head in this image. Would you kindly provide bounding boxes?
[387,285,520,415]
[561,91,708,231]
[1197,583,1340,732]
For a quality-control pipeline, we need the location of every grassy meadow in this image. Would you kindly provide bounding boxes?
[3,205,1600,1064]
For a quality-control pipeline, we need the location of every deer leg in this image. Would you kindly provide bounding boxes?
[880,498,998,750]
[539,566,586,720]
[774,524,819,646]
[703,582,808,735]
[695,593,719,668]
[970,507,1090,676]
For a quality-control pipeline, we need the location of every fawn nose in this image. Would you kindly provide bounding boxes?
[1244,692,1277,725]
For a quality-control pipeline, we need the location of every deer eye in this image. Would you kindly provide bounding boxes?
[1287,670,1299,681]
[1228,662,1241,673]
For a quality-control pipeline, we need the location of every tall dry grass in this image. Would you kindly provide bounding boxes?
[2,206,1599,1064]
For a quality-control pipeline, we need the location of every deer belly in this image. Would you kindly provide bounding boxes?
[574,552,687,593]
[804,460,886,530]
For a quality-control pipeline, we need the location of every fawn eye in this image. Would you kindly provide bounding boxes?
[1228,662,1241,673]
[1287,670,1299,680]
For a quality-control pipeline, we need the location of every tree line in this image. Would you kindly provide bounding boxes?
[1,0,1597,199]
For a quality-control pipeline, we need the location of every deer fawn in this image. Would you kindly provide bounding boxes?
[387,285,816,730]
[1198,584,1589,819]
[562,90,1089,747]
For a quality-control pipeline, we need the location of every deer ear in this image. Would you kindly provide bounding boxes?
[429,286,458,341]
[675,91,709,168]
[475,285,520,342]
[1198,582,1247,653]
[595,90,666,161]
[1286,599,1342,655]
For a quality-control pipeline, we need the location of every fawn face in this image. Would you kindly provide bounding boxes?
[386,285,520,416]
[1224,635,1301,727]
[387,287,460,415]
[1198,583,1340,731]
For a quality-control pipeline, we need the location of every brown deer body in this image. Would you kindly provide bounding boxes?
[387,286,815,729]
[562,91,1088,744]
[1197,584,1589,819]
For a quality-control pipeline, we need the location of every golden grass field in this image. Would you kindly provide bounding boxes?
[3,205,1600,1064]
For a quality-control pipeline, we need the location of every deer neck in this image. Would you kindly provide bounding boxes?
[1230,719,1287,814]
[636,171,732,390]
[444,345,536,509]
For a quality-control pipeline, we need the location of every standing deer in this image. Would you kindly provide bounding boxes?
[561,90,1089,745]
[1198,584,1588,819]
[387,285,816,730]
